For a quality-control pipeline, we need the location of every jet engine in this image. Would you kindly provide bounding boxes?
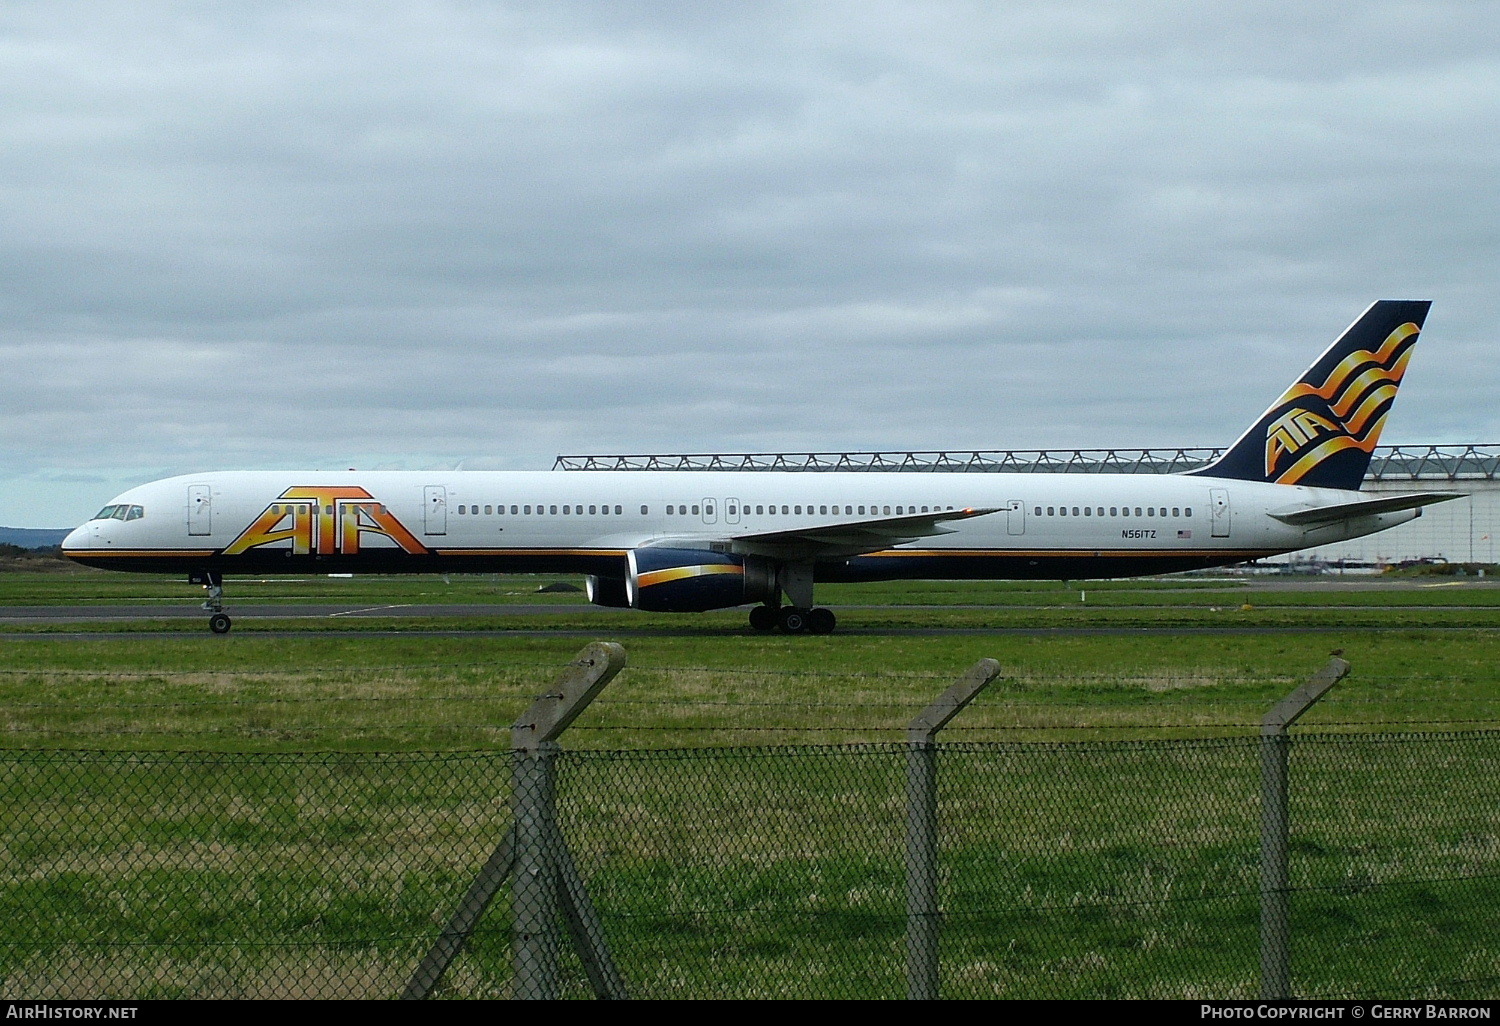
[584,574,631,608]
[622,548,777,612]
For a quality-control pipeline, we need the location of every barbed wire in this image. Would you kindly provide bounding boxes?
[596,870,1500,920]
[7,719,1500,738]
[8,662,1500,685]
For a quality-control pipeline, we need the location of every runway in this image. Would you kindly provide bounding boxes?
[1,606,1494,642]
[0,602,598,623]
[2,575,1495,640]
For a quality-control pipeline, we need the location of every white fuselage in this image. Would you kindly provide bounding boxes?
[62,469,1418,582]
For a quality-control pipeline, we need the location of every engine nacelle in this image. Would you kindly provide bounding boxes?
[626,548,778,612]
[585,575,631,608]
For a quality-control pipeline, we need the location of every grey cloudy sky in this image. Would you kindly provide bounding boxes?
[3,1,1498,528]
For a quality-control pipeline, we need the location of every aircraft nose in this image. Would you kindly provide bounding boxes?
[61,524,94,551]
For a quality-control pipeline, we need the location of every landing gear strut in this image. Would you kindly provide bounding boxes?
[193,570,232,634]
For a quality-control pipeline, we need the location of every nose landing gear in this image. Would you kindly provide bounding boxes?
[191,570,232,634]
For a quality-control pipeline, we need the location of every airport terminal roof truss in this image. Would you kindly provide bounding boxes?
[555,444,1500,481]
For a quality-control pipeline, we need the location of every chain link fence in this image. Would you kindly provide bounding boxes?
[2,655,1498,998]
[540,730,1500,999]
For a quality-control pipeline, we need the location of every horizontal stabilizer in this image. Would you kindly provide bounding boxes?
[1268,492,1463,527]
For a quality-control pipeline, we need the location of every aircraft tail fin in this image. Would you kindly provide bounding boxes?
[1189,300,1431,491]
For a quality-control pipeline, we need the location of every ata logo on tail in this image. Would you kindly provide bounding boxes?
[223,486,429,556]
[1261,320,1419,485]
[1189,301,1429,492]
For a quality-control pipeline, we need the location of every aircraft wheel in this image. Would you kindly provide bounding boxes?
[749,605,778,631]
[209,613,232,635]
[808,607,837,634]
[778,607,810,634]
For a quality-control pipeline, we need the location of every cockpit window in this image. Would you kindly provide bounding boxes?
[92,504,144,521]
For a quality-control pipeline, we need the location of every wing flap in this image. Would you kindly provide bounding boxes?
[731,506,1003,559]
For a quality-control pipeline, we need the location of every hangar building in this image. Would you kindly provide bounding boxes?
[558,443,1500,567]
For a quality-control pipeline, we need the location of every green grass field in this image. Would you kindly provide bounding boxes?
[3,569,1499,998]
[4,567,1500,748]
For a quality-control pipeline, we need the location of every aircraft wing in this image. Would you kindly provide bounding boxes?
[1268,492,1464,527]
[727,506,1004,560]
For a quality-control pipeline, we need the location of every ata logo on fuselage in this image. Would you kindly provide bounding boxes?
[223,486,428,556]
[1264,408,1341,479]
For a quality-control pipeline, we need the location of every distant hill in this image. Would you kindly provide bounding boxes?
[0,527,70,549]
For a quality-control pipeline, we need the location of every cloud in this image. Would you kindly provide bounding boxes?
[2,1,1496,525]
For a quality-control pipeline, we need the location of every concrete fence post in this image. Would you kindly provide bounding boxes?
[510,641,627,1001]
[905,658,1003,1001]
[1259,656,1350,1000]
[402,642,626,1001]
[511,736,562,999]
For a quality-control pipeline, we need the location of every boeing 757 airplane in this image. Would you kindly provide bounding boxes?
[64,300,1460,634]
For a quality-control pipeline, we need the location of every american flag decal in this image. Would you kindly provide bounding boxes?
[1178,530,1192,539]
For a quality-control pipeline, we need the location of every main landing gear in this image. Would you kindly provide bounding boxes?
[748,604,837,635]
[746,559,836,634]
[192,570,232,634]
